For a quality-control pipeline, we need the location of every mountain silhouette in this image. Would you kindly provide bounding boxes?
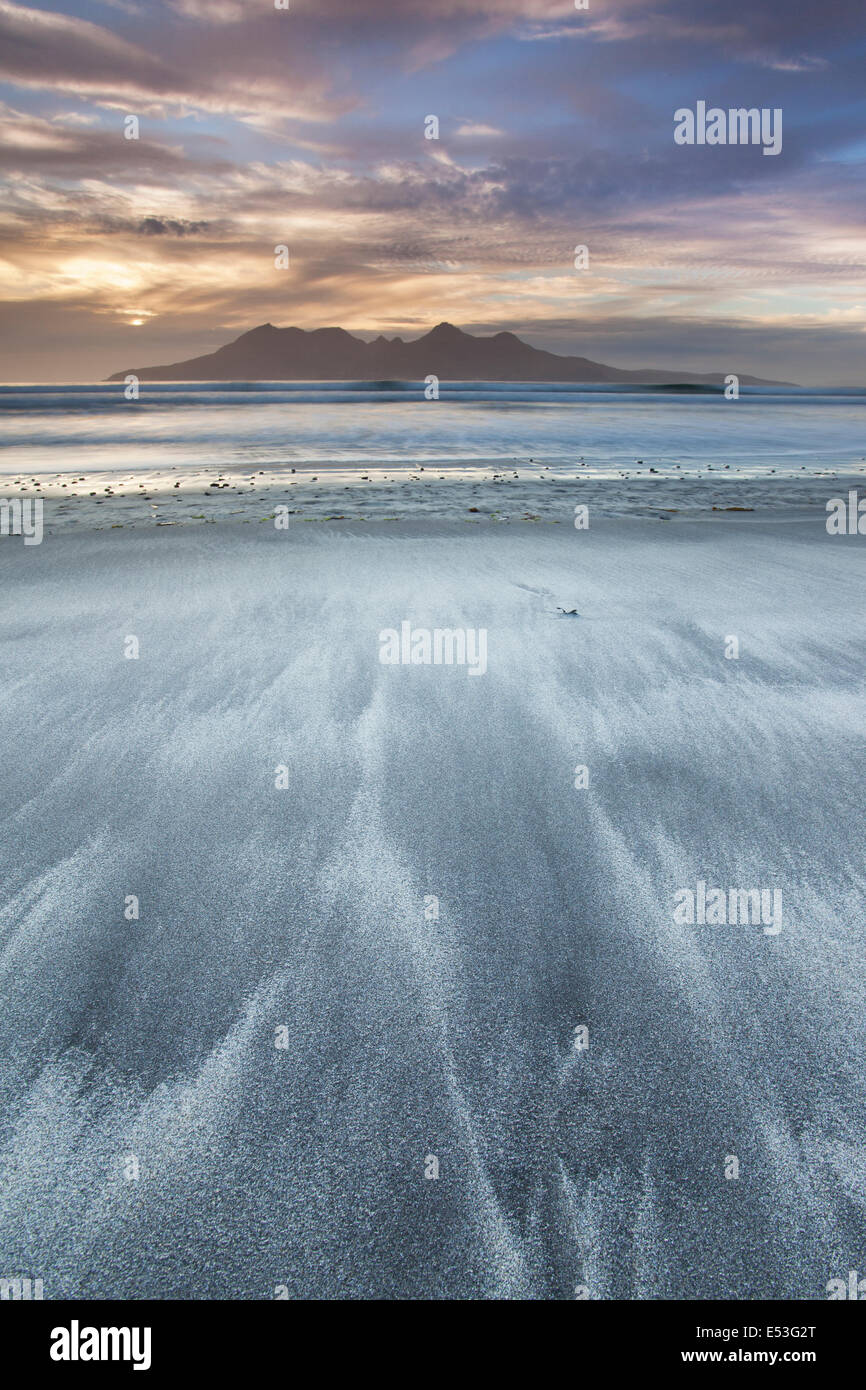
[108,321,786,385]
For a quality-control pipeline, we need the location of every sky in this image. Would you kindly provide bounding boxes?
[0,0,863,383]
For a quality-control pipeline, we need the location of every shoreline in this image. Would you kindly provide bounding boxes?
[3,466,865,537]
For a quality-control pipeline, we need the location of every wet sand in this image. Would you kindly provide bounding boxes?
[0,512,864,1298]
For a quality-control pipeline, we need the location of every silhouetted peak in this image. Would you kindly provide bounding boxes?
[426,322,467,340]
[238,322,279,339]
[311,326,358,340]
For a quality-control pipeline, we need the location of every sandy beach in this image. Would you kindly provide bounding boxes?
[1,508,863,1298]
[2,0,864,1331]
[3,462,865,536]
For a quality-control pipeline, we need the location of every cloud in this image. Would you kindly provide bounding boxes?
[137,216,210,235]
[0,0,863,383]
[0,102,223,175]
[51,111,100,126]
[0,1,174,99]
[0,0,351,122]
[455,123,504,137]
[168,0,248,20]
[754,55,830,73]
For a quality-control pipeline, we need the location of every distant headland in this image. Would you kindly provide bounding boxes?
[108,321,788,386]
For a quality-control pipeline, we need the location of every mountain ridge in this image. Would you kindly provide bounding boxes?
[107,321,790,386]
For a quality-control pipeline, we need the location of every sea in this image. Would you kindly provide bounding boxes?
[1,382,864,478]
